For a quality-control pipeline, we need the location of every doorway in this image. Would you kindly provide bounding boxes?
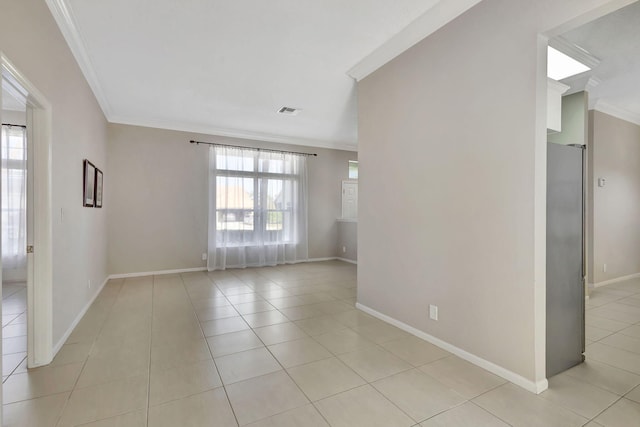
[539,0,640,382]
[0,54,53,372]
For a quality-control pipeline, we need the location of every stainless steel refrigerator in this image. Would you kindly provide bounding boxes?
[546,142,585,377]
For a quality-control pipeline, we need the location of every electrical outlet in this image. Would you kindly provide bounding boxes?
[603,263,607,273]
[88,279,92,289]
[202,253,207,261]
[342,246,346,253]
[429,304,438,321]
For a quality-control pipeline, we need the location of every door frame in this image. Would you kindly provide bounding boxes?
[1,53,54,368]
[533,0,637,387]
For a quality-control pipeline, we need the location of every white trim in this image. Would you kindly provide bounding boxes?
[306,257,337,263]
[1,54,54,369]
[347,0,482,81]
[112,258,353,278]
[44,0,113,119]
[52,276,109,356]
[590,272,640,288]
[109,267,207,279]
[547,78,570,95]
[336,218,357,223]
[548,36,600,70]
[336,257,357,265]
[356,302,549,394]
[110,115,357,152]
[592,102,640,127]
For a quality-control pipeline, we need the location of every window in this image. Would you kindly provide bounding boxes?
[215,151,296,243]
[348,160,358,179]
[547,46,590,80]
[208,145,309,269]
[1,125,27,274]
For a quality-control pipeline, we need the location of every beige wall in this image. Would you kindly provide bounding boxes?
[357,0,625,386]
[0,0,109,345]
[589,110,640,284]
[337,221,357,262]
[107,124,355,275]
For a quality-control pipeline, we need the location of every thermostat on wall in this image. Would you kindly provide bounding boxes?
[598,178,606,187]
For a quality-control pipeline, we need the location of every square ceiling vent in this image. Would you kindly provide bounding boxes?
[277,106,300,116]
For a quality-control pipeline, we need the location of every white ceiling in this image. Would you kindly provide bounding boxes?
[46,0,480,150]
[557,1,640,123]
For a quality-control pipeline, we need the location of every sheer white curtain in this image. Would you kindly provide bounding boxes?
[1,125,27,281]
[207,145,308,270]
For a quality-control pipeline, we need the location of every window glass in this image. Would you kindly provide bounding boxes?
[348,160,358,179]
[216,153,254,171]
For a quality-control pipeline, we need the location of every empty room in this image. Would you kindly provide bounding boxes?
[1,0,640,426]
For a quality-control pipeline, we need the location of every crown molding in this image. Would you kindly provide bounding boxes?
[347,0,482,81]
[593,101,640,127]
[109,115,358,152]
[549,36,601,70]
[585,76,602,92]
[45,0,113,119]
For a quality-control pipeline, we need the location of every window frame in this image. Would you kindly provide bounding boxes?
[215,153,299,245]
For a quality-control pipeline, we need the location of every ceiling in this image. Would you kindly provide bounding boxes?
[46,0,480,150]
[556,1,640,124]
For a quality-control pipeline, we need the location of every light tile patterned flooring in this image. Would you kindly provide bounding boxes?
[2,262,640,426]
[2,282,27,383]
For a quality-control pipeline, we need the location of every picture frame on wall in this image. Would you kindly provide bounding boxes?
[83,160,96,207]
[95,168,103,208]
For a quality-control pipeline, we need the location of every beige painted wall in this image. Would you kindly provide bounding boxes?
[107,124,355,275]
[0,0,109,345]
[357,0,626,385]
[589,110,640,284]
[337,221,357,262]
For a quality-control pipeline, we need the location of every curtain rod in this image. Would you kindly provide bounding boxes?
[190,140,317,157]
[2,123,27,128]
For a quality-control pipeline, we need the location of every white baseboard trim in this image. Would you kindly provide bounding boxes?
[591,272,640,288]
[356,302,548,394]
[336,257,357,265]
[52,275,110,357]
[109,267,207,279]
[306,257,338,263]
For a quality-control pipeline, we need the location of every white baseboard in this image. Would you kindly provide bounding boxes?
[306,257,338,263]
[591,272,640,288]
[336,257,357,265]
[356,302,548,394]
[52,275,110,356]
[109,267,207,279]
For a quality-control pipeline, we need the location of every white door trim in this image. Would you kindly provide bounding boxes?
[1,53,54,368]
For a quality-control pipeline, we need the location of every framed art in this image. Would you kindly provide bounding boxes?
[95,168,104,208]
[83,159,96,207]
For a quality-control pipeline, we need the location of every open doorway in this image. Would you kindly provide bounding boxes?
[1,85,28,380]
[541,0,640,380]
[0,54,53,373]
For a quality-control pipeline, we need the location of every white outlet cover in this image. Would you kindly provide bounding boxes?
[429,304,438,321]
[202,253,208,260]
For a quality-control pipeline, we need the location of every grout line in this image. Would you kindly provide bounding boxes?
[181,271,242,427]
[145,276,155,427]
[51,279,122,427]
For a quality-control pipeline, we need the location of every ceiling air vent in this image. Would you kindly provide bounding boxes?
[277,106,300,116]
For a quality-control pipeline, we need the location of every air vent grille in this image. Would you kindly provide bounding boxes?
[278,106,300,115]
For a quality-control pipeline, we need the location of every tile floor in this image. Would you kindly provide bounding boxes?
[2,282,27,383]
[2,262,640,426]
